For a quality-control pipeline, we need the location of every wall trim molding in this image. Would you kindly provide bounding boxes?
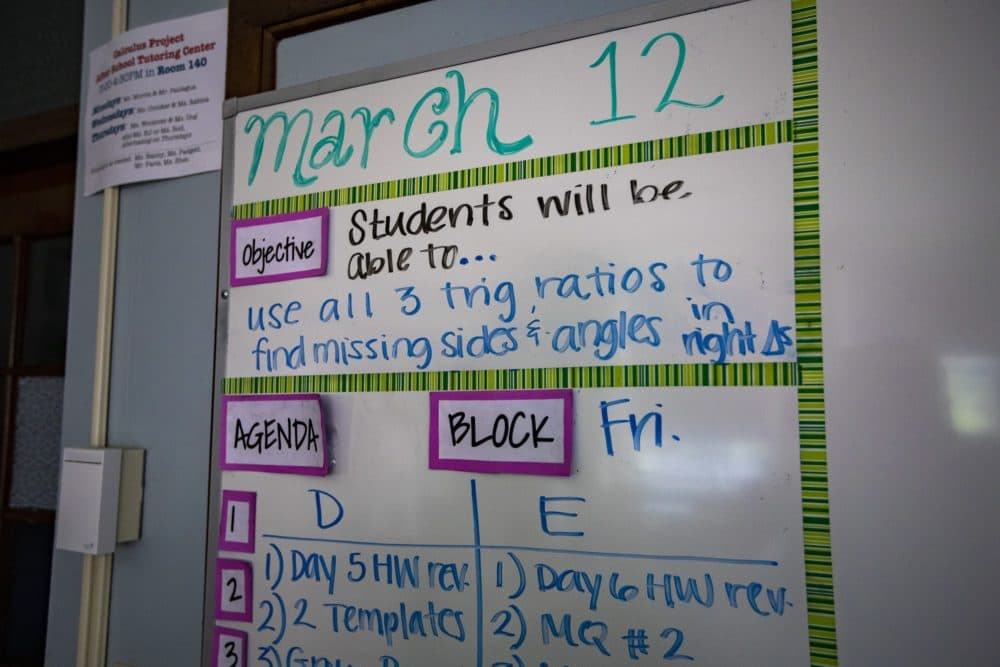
[226,0,428,98]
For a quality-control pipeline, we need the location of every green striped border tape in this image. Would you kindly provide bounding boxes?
[231,119,793,219]
[223,361,798,395]
[792,1,838,665]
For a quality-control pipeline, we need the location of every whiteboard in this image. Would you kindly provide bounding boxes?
[207,1,831,665]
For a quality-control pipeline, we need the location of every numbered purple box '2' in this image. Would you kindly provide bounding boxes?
[215,558,253,623]
[230,208,329,286]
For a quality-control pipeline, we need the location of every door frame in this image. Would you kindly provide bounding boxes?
[0,104,76,667]
[226,0,429,98]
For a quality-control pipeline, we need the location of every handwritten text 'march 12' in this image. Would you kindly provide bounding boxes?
[241,31,724,189]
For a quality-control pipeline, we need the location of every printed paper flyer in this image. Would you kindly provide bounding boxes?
[84,9,227,195]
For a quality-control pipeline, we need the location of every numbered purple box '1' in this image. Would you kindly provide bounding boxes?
[218,490,256,554]
[429,389,574,476]
[230,208,328,286]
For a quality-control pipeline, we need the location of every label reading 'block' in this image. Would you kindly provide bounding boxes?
[230,208,328,286]
[221,394,328,475]
[429,389,573,476]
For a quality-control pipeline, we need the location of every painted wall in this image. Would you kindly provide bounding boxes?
[820,1,1000,664]
[48,0,1000,665]
[276,0,685,87]
[42,0,113,659]
[46,0,224,665]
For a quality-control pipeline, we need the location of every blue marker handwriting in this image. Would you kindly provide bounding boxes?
[237,249,792,372]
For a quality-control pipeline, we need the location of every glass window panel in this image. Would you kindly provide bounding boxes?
[0,520,54,663]
[8,376,64,510]
[22,236,71,366]
[0,242,13,364]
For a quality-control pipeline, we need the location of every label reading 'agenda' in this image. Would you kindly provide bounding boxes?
[221,394,328,475]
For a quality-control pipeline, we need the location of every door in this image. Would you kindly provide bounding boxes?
[0,116,75,667]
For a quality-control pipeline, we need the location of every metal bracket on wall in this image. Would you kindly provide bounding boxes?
[116,447,145,543]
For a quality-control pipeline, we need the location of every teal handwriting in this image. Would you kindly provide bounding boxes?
[590,32,724,124]
[244,68,533,188]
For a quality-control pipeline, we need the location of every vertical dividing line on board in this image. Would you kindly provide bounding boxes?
[77,2,127,665]
[470,479,484,667]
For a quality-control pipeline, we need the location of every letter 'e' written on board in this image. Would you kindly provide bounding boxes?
[230,209,329,286]
[429,389,573,476]
[221,394,328,476]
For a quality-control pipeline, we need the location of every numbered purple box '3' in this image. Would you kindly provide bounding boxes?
[429,389,573,476]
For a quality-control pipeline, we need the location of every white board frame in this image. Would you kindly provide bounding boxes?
[198,2,823,664]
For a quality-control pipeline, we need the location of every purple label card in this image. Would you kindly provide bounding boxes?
[219,490,257,553]
[221,394,328,476]
[213,626,248,667]
[429,389,574,476]
[215,558,253,623]
[230,208,329,286]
